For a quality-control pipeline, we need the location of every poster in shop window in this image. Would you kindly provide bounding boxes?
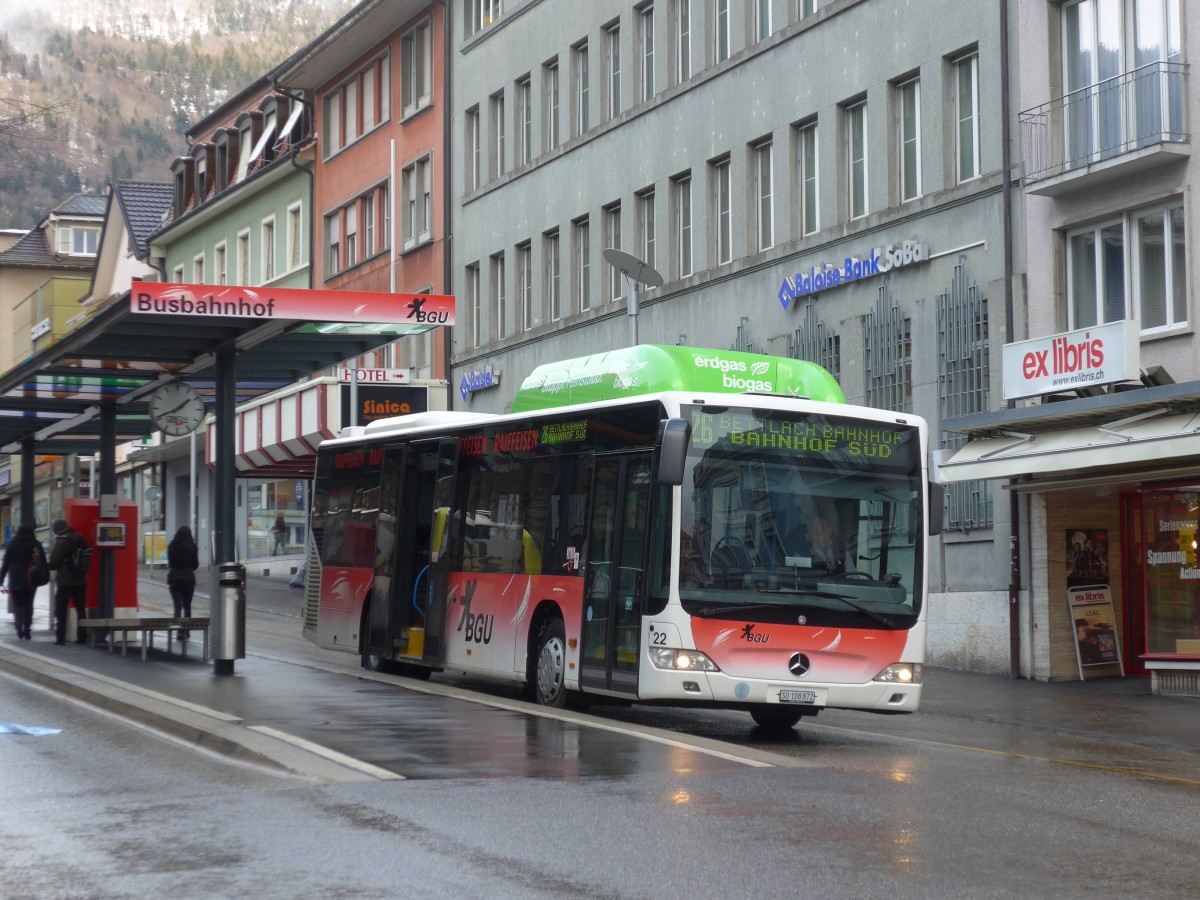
[1065,529,1124,678]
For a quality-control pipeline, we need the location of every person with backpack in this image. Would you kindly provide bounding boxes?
[0,523,47,639]
[48,518,91,645]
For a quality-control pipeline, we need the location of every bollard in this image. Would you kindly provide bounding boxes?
[212,561,246,661]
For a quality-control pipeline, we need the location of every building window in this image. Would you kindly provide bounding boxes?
[192,252,205,284]
[802,0,819,16]
[544,59,560,151]
[754,0,771,42]
[466,262,482,347]
[574,216,592,311]
[517,75,533,165]
[402,19,432,116]
[711,156,731,265]
[517,242,534,331]
[402,156,432,249]
[466,106,481,190]
[797,120,819,236]
[344,208,357,269]
[674,0,691,83]
[671,173,692,278]
[325,213,340,276]
[846,99,867,219]
[492,251,507,338]
[322,54,389,159]
[237,230,250,283]
[173,263,185,283]
[604,202,623,301]
[261,216,277,281]
[1066,199,1186,333]
[937,262,992,531]
[545,229,562,320]
[573,40,590,135]
[57,226,100,256]
[467,0,502,36]
[753,139,773,251]
[954,52,979,182]
[714,0,729,64]
[639,5,655,102]
[287,204,303,271]
[638,188,656,273]
[606,23,621,120]
[491,91,506,178]
[361,195,374,260]
[897,77,921,202]
[865,288,913,414]
[214,242,227,285]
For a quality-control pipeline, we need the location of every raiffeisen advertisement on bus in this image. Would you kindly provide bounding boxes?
[1001,320,1140,401]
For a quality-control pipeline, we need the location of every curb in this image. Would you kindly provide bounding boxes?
[0,643,399,783]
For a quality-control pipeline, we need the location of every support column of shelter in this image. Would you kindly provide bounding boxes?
[20,437,34,527]
[211,345,241,676]
[99,401,116,620]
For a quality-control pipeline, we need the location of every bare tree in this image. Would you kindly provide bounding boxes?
[0,94,75,143]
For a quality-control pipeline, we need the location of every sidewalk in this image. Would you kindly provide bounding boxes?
[3,568,1198,781]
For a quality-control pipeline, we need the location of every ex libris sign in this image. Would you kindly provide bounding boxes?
[131,283,454,326]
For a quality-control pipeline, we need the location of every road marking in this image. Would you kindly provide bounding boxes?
[807,722,1200,786]
[248,725,405,780]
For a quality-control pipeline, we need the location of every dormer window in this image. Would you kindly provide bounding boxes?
[260,95,282,163]
[235,111,264,182]
[171,156,195,216]
[214,128,240,192]
[56,225,100,256]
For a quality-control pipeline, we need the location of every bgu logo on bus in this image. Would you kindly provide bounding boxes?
[1021,332,1104,381]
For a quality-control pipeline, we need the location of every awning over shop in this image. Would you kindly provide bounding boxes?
[939,380,1200,489]
[208,377,340,478]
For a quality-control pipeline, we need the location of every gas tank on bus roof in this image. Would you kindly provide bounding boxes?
[510,344,844,413]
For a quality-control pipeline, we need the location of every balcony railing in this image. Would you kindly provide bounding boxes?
[1021,61,1188,185]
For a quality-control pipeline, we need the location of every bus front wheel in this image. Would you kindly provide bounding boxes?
[534,619,568,708]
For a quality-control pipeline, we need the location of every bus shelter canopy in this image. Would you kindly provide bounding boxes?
[0,285,450,456]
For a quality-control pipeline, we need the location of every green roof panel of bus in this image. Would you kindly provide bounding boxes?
[510,345,845,413]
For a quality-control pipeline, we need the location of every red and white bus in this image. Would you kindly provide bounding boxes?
[302,345,940,729]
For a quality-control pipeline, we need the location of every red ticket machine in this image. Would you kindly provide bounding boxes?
[64,497,139,616]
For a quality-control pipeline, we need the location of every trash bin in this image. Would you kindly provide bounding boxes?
[213,561,246,660]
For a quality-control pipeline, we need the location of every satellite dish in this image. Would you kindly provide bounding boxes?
[603,248,663,288]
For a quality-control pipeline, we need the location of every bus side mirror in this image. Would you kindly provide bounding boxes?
[927,481,945,536]
[658,418,691,486]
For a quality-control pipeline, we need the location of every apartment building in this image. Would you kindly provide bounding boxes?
[449,0,1025,673]
[944,0,1199,694]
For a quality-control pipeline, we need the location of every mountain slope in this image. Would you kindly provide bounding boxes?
[0,0,356,227]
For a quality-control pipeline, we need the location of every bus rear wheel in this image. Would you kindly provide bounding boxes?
[534,619,568,708]
[750,706,805,730]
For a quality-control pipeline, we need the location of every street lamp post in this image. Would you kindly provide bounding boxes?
[603,248,663,347]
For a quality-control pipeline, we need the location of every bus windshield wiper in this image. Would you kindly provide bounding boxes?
[753,587,899,629]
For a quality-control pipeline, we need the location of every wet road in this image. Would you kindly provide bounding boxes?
[6,576,1198,897]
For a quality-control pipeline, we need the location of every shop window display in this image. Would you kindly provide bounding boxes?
[1142,490,1200,655]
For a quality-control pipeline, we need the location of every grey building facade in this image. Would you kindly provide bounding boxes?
[449,0,1026,673]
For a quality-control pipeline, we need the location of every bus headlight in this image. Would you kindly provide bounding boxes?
[873,663,923,684]
[648,647,720,672]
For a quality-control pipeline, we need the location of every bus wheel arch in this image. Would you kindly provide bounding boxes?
[359,601,395,674]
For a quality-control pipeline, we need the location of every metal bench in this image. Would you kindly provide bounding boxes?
[78,617,211,662]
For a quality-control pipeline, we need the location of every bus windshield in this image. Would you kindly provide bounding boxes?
[678,405,924,628]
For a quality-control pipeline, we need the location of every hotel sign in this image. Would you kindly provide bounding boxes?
[1002,320,1139,401]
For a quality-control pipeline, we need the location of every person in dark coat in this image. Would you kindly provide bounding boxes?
[167,526,200,639]
[0,523,45,639]
[48,518,90,645]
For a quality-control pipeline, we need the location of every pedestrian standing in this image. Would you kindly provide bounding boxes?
[167,526,200,640]
[48,518,90,645]
[0,524,46,639]
[271,512,288,555]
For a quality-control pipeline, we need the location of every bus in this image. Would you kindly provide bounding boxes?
[302,345,941,729]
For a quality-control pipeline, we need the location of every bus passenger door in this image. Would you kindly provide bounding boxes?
[367,440,455,664]
[422,441,464,665]
[580,452,654,696]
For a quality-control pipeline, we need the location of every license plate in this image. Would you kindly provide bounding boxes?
[778,689,818,704]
